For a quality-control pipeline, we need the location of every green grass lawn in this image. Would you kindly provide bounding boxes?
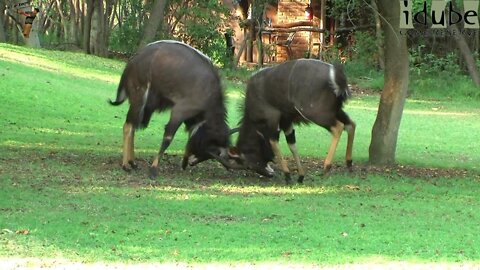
[1,43,479,267]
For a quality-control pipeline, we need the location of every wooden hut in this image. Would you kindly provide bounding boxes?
[225,0,339,65]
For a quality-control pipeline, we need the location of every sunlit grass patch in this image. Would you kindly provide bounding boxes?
[0,43,124,83]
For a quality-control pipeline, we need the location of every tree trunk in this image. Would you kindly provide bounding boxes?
[4,3,41,47]
[371,0,384,70]
[233,36,248,67]
[83,0,94,53]
[369,0,409,165]
[5,2,25,42]
[247,20,254,62]
[103,0,115,51]
[90,0,107,56]
[25,14,41,48]
[90,0,99,53]
[449,1,480,88]
[75,0,82,43]
[0,0,6,42]
[68,0,78,45]
[0,19,5,42]
[246,0,255,63]
[38,0,55,35]
[256,4,266,66]
[107,0,116,32]
[449,27,480,87]
[55,0,73,43]
[138,0,167,49]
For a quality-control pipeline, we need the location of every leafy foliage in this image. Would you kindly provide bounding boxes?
[410,45,462,76]
[109,15,144,55]
[164,0,230,66]
[350,31,379,68]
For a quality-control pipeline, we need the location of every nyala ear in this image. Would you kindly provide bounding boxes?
[228,147,245,164]
[228,147,240,158]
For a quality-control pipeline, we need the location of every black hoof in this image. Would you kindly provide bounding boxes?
[346,160,353,172]
[122,164,131,173]
[181,157,188,170]
[324,164,332,174]
[129,160,138,170]
[284,172,292,185]
[149,166,159,179]
[297,175,304,184]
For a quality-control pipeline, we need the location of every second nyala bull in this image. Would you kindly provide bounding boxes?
[233,59,356,184]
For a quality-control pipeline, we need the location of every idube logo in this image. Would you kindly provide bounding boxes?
[400,0,479,29]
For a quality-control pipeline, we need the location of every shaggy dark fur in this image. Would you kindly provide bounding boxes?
[235,59,354,179]
[110,41,230,173]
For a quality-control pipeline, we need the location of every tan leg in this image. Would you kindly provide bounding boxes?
[151,156,159,168]
[324,121,344,172]
[149,134,174,178]
[269,139,291,183]
[128,129,138,169]
[344,121,356,169]
[283,125,305,183]
[150,152,162,178]
[182,131,192,170]
[122,122,134,171]
[150,108,194,179]
[151,134,169,168]
[288,143,305,183]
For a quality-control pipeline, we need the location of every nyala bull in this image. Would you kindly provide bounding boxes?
[233,59,356,184]
[109,40,230,178]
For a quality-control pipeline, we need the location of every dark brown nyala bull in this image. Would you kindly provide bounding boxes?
[233,59,356,184]
[109,40,230,178]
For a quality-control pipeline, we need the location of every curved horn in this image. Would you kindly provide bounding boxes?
[208,151,245,170]
[229,127,240,135]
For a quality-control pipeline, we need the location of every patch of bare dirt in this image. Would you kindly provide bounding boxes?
[297,157,477,180]
[139,154,478,181]
[2,148,478,189]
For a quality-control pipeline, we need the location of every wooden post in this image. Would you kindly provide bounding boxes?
[318,0,326,60]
